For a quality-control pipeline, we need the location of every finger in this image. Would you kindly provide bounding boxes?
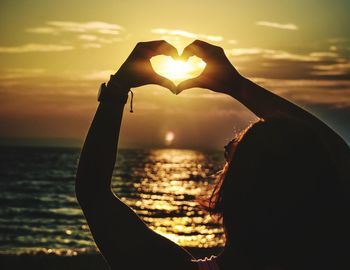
[180,39,214,61]
[151,74,177,93]
[142,40,179,59]
[176,77,205,94]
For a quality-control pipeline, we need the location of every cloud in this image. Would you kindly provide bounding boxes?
[81,43,103,49]
[25,21,127,49]
[78,34,98,41]
[309,52,338,58]
[0,68,46,79]
[151,28,223,42]
[227,47,316,61]
[253,78,350,89]
[256,21,298,30]
[27,21,125,35]
[329,46,337,51]
[1,70,349,149]
[266,51,320,62]
[226,48,264,56]
[0,43,74,53]
[224,45,350,82]
[177,78,350,108]
[311,62,350,76]
[328,38,349,44]
[80,70,115,80]
[228,39,238,45]
[26,27,57,34]
[78,34,123,44]
[251,78,350,108]
[226,48,339,62]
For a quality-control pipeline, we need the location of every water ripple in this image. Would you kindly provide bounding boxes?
[0,146,225,254]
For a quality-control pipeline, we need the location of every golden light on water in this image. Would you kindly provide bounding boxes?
[117,149,225,248]
[150,56,206,84]
[6,148,226,256]
[165,131,175,145]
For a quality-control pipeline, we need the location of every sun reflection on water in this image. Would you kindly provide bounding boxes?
[119,149,225,248]
[0,147,225,255]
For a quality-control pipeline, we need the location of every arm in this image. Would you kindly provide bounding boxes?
[178,40,350,187]
[234,77,350,186]
[75,41,195,270]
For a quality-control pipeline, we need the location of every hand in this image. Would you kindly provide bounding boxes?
[111,40,179,93]
[177,40,242,95]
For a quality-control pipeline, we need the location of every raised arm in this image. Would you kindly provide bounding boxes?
[75,41,195,270]
[177,40,350,188]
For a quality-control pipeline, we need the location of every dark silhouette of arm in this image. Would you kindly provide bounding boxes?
[233,77,350,187]
[75,41,195,270]
[178,40,350,188]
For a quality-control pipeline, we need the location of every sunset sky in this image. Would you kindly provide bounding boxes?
[1,0,349,149]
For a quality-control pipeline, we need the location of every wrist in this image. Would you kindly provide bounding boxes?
[230,76,251,104]
[98,82,129,104]
[235,74,246,92]
[107,74,130,93]
[225,74,245,98]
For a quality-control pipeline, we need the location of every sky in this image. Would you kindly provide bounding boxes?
[0,0,349,149]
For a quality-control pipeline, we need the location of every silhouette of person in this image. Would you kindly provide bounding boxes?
[76,40,350,270]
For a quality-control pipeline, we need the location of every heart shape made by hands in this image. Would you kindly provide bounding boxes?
[150,55,206,85]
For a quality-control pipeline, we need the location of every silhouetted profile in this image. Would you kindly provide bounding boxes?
[76,40,350,270]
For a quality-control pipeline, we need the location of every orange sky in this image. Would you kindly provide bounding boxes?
[0,0,349,148]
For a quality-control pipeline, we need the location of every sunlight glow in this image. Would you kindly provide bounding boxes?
[165,131,175,145]
[151,56,206,84]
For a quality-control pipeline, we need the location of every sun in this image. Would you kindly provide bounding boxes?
[164,131,175,146]
[151,56,206,84]
[166,60,191,80]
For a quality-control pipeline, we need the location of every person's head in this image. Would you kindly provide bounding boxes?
[209,118,347,269]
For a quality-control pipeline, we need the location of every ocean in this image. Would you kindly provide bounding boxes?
[0,146,225,256]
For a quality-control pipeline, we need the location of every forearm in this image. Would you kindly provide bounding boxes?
[230,76,350,183]
[231,76,314,121]
[76,101,125,200]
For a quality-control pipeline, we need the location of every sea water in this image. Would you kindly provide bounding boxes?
[0,146,225,255]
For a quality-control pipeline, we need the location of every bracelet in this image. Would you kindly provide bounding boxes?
[98,78,135,113]
[107,75,135,112]
[98,83,129,104]
[107,75,129,92]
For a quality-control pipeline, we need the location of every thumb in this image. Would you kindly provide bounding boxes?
[176,77,203,94]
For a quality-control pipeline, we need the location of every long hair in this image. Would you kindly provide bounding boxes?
[207,118,348,269]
